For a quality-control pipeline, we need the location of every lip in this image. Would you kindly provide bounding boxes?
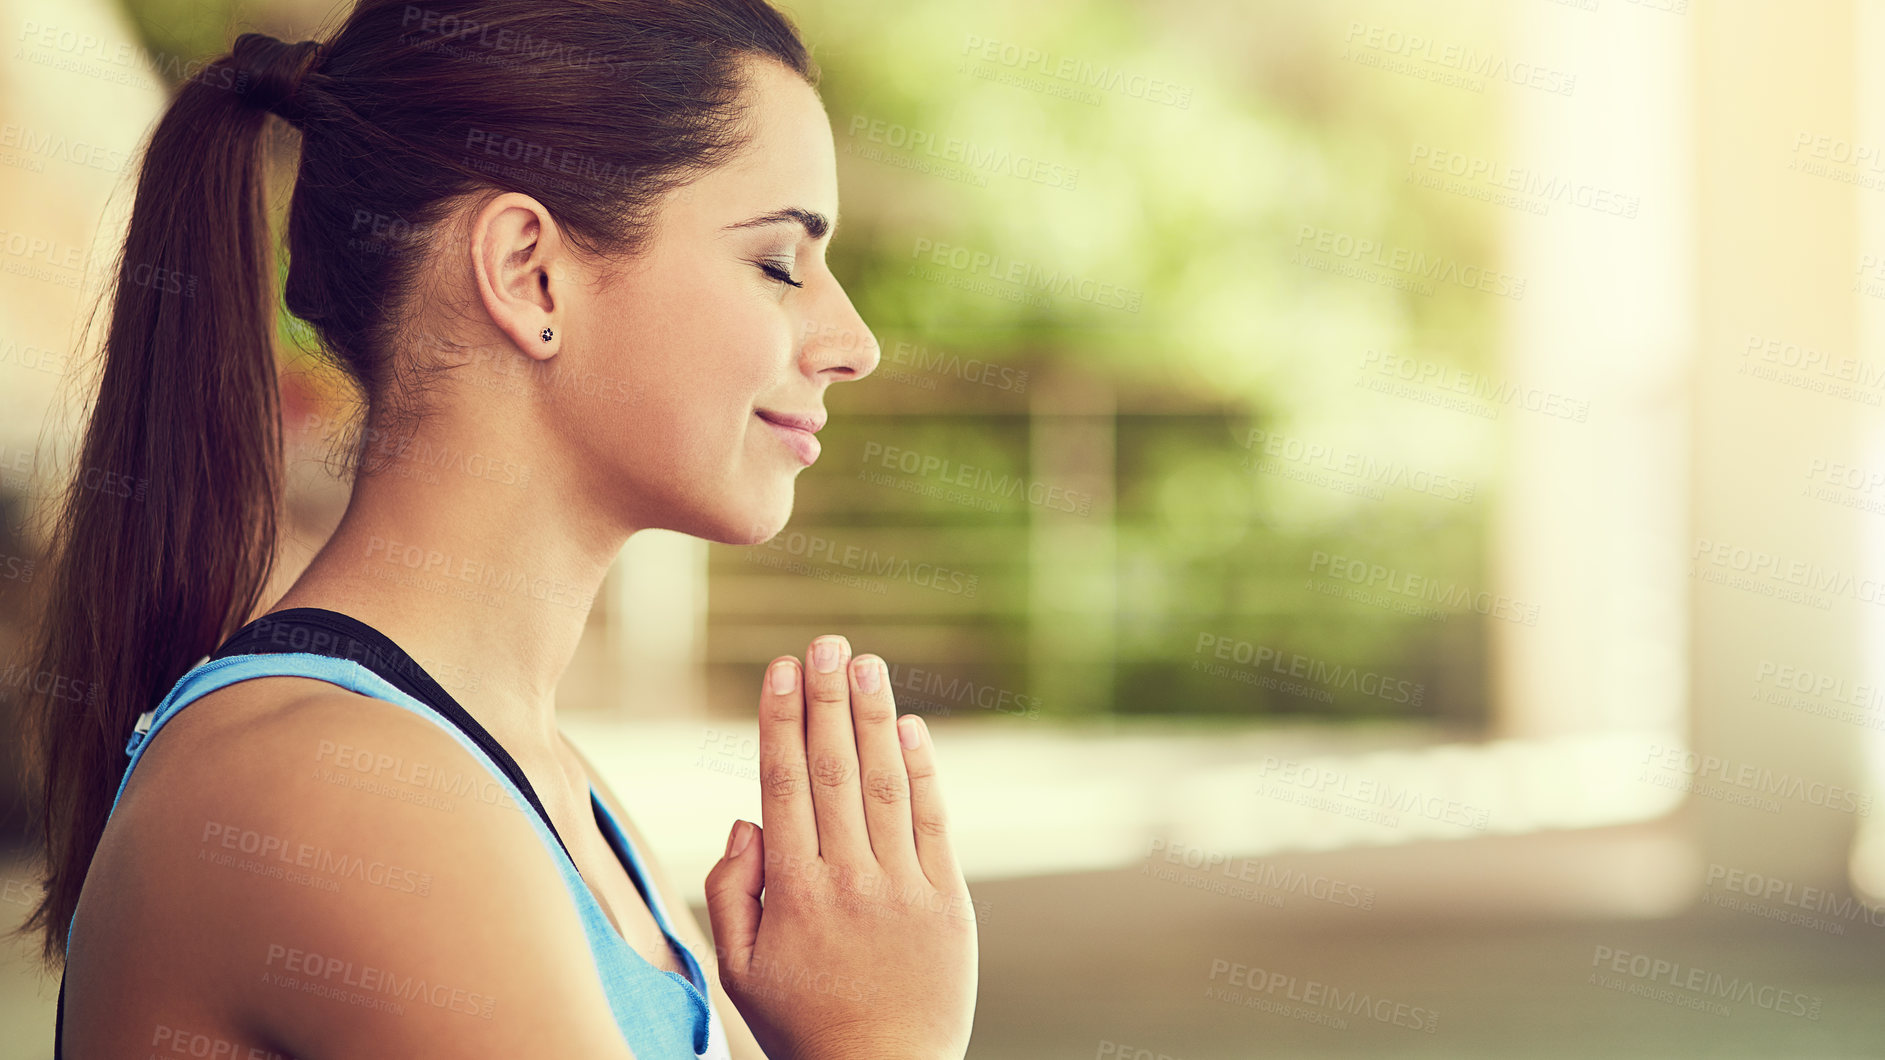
[754,409,827,433]
[755,409,823,465]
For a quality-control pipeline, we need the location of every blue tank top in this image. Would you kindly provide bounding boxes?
[57,607,732,1059]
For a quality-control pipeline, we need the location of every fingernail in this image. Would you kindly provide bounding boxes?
[899,715,921,749]
[769,658,797,695]
[812,636,841,673]
[855,655,881,693]
[727,820,753,858]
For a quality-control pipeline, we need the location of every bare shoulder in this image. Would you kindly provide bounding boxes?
[69,679,637,1059]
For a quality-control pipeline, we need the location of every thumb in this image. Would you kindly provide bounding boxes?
[704,819,763,975]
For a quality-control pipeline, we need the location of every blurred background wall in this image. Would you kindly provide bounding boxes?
[4,0,1884,1056]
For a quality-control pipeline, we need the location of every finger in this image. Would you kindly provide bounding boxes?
[703,820,763,976]
[803,634,870,862]
[756,655,816,860]
[899,715,963,887]
[848,654,917,871]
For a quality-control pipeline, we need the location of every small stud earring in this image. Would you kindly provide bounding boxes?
[540,326,554,343]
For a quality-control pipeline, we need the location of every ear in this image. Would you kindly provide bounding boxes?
[469,192,563,362]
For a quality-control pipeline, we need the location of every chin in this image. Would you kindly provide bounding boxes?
[696,483,797,546]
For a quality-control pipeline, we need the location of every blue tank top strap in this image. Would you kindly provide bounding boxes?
[67,639,724,1058]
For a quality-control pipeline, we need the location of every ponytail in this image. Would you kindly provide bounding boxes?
[12,33,313,968]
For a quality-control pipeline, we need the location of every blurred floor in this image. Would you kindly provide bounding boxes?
[5,822,1882,1059]
[963,831,1885,1059]
[0,868,53,1060]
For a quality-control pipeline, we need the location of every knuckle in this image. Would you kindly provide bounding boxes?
[806,682,850,710]
[863,768,908,805]
[851,700,895,727]
[913,813,950,839]
[761,762,806,799]
[763,698,801,724]
[824,862,886,910]
[808,750,855,788]
[761,846,816,880]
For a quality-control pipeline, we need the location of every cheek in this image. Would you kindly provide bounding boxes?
[647,345,788,483]
[685,308,798,421]
[575,266,794,468]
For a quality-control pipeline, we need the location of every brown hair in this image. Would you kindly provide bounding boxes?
[14,0,816,969]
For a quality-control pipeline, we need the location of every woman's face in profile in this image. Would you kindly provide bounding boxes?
[553,57,878,546]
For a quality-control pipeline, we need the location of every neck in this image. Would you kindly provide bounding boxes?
[271,420,627,761]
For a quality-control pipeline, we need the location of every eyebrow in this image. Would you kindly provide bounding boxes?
[723,206,833,240]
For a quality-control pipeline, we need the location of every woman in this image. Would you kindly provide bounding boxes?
[15,1,978,1056]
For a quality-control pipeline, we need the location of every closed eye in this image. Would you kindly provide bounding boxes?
[754,260,804,289]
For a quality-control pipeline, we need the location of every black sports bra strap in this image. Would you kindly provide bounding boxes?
[210,607,582,871]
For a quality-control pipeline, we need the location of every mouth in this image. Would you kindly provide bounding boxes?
[755,409,824,465]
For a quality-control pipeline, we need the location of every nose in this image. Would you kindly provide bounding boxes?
[799,273,879,381]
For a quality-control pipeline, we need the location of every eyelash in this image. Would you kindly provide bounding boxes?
[755,260,804,289]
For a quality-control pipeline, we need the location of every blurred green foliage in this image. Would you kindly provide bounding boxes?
[118,0,237,76]
[754,0,1509,724]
